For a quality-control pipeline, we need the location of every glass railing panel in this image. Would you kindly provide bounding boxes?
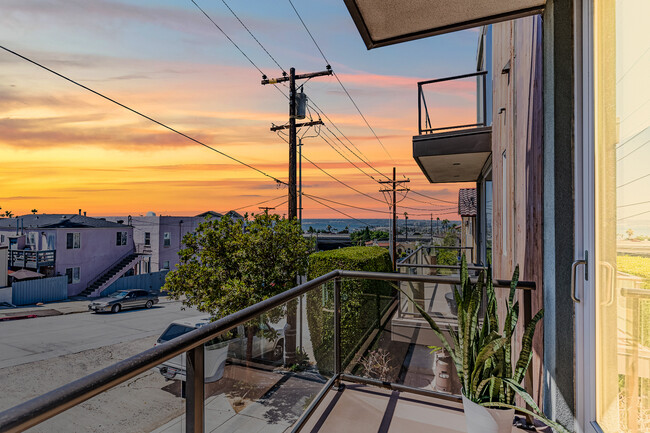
[185,295,333,433]
[27,367,185,433]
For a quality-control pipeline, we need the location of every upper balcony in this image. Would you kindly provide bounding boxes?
[8,249,56,269]
[413,71,491,184]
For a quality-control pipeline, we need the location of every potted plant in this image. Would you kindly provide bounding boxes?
[400,255,569,433]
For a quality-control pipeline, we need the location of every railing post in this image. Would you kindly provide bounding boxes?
[417,84,422,134]
[334,277,342,389]
[186,345,204,433]
[482,72,487,126]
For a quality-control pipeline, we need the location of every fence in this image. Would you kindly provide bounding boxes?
[100,271,169,296]
[12,276,68,306]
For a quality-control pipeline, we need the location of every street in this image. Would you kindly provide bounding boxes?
[0,300,199,369]
[0,299,325,433]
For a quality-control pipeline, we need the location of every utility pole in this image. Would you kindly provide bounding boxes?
[404,212,409,241]
[259,206,275,214]
[379,167,409,271]
[263,66,331,366]
[263,66,331,220]
[430,213,433,243]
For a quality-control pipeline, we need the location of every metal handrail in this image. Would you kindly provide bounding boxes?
[0,269,532,433]
[418,70,488,135]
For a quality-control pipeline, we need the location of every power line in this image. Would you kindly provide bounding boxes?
[219,0,287,75]
[618,209,650,221]
[309,99,390,180]
[287,0,395,162]
[231,194,286,212]
[618,199,650,209]
[318,131,376,182]
[408,189,457,204]
[189,0,290,103]
[617,139,650,162]
[303,193,390,214]
[301,154,385,203]
[303,194,367,225]
[617,172,650,189]
[0,44,286,186]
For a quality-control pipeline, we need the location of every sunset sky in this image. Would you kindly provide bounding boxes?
[0,0,478,219]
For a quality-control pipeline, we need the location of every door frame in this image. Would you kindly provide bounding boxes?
[574,0,602,431]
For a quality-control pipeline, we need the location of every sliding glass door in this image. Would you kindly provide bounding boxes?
[584,0,650,431]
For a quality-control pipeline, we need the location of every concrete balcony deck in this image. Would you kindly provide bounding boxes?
[301,381,528,433]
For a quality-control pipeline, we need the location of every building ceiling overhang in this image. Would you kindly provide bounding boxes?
[343,0,545,49]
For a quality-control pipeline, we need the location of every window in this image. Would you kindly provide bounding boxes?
[1,235,4,243]
[163,232,171,247]
[144,232,151,246]
[65,267,80,284]
[116,231,127,246]
[162,261,170,270]
[27,232,37,247]
[66,233,80,249]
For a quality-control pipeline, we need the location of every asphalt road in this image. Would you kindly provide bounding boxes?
[0,300,199,369]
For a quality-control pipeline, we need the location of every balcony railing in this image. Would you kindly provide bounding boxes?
[418,71,488,135]
[0,269,534,433]
[8,249,56,269]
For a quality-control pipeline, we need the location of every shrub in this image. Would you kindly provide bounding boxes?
[307,247,394,373]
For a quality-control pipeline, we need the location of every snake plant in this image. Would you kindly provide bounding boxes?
[399,255,570,433]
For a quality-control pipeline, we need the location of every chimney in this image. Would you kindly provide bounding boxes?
[78,209,82,215]
[84,211,87,217]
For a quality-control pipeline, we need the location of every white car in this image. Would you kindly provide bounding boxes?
[154,315,286,382]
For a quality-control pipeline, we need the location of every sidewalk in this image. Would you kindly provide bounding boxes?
[0,296,175,320]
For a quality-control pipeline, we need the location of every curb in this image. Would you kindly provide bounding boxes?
[0,314,37,321]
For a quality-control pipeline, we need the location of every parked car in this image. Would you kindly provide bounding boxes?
[154,314,286,382]
[88,289,159,313]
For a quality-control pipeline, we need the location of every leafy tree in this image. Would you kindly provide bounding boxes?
[31,209,38,214]
[164,213,310,361]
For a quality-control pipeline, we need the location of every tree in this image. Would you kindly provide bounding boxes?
[164,213,310,361]
[31,209,38,214]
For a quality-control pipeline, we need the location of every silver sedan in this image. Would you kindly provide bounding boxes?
[88,289,159,313]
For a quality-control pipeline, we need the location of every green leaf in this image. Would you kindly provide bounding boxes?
[481,401,571,433]
[513,309,544,384]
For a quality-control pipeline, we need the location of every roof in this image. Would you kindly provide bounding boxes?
[225,210,244,219]
[0,214,128,230]
[195,211,223,218]
[9,269,45,280]
[458,188,477,217]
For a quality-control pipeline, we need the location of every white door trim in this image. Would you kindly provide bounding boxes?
[575,0,599,431]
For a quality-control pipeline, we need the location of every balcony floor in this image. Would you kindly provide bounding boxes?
[300,381,528,433]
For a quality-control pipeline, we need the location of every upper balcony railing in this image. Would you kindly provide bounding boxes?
[418,71,488,135]
[0,268,534,433]
[8,249,56,269]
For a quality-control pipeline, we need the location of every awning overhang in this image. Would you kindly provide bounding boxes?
[343,0,545,49]
[413,127,491,183]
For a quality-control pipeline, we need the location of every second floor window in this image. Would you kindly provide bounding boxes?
[163,232,171,247]
[144,232,151,246]
[66,233,80,249]
[116,232,127,246]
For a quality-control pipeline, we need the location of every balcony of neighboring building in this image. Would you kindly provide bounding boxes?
[7,248,56,269]
[413,71,492,184]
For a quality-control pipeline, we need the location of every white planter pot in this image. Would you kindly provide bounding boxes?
[462,395,514,433]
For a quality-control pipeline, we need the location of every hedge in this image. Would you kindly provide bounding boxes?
[306,246,394,373]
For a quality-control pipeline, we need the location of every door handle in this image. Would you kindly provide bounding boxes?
[571,251,588,303]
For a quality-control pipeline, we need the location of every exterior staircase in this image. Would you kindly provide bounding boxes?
[80,253,143,298]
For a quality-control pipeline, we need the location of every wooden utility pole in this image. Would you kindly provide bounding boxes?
[262,66,331,366]
[263,67,331,220]
[379,167,409,271]
[259,206,275,214]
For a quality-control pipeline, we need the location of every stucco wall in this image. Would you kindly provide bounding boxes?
[53,227,134,296]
